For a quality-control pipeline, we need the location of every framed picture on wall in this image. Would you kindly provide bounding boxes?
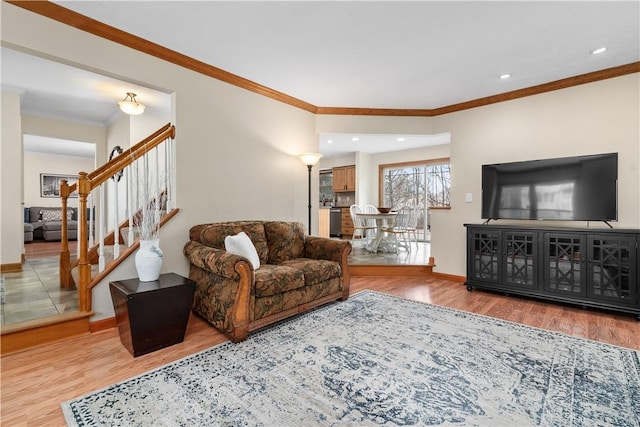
[40,173,78,198]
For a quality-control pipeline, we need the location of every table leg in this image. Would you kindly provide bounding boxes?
[365,219,385,252]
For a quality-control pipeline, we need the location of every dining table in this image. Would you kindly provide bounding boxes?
[354,212,397,253]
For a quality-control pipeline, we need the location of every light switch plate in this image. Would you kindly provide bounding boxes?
[465,193,473,203]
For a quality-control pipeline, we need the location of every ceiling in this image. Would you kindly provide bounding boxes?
[3,1,639,157]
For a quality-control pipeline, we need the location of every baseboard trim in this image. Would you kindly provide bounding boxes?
[1,262,22,273]
[351,265,433,276]
[432,272,466,283]
[1,311,93,355]
[89,316,117,333]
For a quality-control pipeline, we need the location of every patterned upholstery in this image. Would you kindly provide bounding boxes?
[184,221,352,342]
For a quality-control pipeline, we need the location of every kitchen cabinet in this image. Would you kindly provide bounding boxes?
[341,208,354,236]
[465,224,640,319]
[332,165,356,192]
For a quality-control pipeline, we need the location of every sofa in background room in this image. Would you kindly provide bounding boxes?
[24,206,79,242]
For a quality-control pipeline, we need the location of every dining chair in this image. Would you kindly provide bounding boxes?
[405,206,420,250]
[363,205,378,239]
[349,205,375,247]
[381,206,411,252]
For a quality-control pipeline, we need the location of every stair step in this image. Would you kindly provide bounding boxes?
[70,244,129,286]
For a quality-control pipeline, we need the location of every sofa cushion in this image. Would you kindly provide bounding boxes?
[224,232,260,270]
[264,221,305,264]
[42,220,78,232]
[28,206,77,222]
[280,258,342,286]
[40,208,73,221]
[195,221,269,265]
[254,264,305,297]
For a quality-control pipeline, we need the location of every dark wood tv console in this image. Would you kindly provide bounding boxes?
[464,224,640,320]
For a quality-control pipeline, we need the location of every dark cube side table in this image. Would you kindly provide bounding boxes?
[109,273,195,357]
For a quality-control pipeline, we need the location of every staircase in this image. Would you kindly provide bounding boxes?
[0,124,178,355]
[59,123,178,312]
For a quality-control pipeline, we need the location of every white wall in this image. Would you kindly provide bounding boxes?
[130,109,170,143]
[317,153,356,171]
[23,151,95,208]
[22,115,106,166]
[1,90,23,266]
[316,114,434,136]
[2,2,319,320]
[430,74,640,277]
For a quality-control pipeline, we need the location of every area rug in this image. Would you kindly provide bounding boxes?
[62,290,640,426]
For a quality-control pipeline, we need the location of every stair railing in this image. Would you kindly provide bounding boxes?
[59,123,176,312]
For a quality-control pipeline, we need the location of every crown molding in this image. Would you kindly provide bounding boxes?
[317,62,640,116]
[428,62,640,116]
[8,1,640,118]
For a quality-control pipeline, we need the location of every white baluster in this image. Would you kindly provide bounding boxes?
[165,137,171,210]
[170,136,176,210]
[113,178,120,259]
[98,184,105,272]
[127,163,134,247]
[88,192,94,247]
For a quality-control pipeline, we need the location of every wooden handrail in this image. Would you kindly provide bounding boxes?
[64,123,174,195]
[59,123,176,311]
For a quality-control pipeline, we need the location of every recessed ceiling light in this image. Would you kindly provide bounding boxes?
[327,139,333,144]
[397,137,405,142]
[590,47,607,55]
[352,137,360,142]
[499,73,512,79]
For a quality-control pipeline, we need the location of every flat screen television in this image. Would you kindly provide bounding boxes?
[482,153,618,222]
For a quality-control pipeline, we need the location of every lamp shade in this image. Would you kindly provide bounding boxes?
[118,92,146,115]
[298,153,323,166]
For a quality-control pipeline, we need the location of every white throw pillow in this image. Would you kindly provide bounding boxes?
[224,232,260,270]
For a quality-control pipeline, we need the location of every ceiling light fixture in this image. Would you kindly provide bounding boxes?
[397,137,405,142]
[499,73,512,79]
[352,137,360,142]
[589,47,607,55]
[118,92,146,115]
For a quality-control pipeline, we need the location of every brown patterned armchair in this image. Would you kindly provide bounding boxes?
[183,221,352,342]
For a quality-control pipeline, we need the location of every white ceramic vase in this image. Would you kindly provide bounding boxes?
[135,239,163,281]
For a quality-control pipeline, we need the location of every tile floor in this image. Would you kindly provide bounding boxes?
[1,256,78,326]
[0,238,431,327]
[347,239,431,265]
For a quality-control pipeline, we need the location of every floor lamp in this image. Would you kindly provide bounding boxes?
[298,153,323,235]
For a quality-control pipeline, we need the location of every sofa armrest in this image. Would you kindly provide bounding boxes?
[183,241,253,280]
[304,236,352,263]
[305,236,352,301]
[183,240,254,342]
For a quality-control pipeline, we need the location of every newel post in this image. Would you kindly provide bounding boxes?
[59,180,72,288]
[77,172,92,312]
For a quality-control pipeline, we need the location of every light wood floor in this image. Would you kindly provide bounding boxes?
[2,276,639,426]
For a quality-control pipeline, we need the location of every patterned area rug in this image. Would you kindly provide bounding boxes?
[62,291,640,426]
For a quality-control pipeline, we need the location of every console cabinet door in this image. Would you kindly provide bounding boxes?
[543,233,587,297]
[467,228,501,284]
[587,234,637,306]
[502,231,538,290]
